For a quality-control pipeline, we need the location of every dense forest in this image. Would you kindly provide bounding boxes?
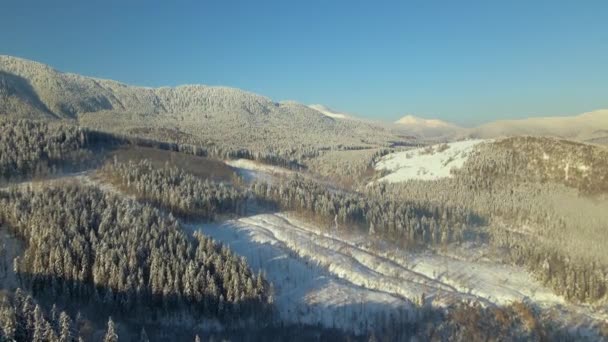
[100,159,249,220]
[0,119,97,182]
[456,136,608,195]
[0,289,82,341]
[101,158,478,248]
[0,184,270,325]
[0,117,304,187]
[250,176,480,248]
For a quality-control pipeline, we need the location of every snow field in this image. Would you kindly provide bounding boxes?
[374,139,488,182]
[194,212,607,333]
[194,218,412,333]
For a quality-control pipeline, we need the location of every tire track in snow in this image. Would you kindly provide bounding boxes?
[238,214,488,307]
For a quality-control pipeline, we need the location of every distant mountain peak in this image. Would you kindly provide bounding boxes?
[393,115,461,140]
[395,115,456,128]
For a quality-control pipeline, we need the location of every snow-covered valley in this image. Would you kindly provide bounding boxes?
[193,212,606,334]
[3,167,605,338]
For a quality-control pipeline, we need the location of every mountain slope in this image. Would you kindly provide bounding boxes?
[0,55,406,157]
[464,109,608,144]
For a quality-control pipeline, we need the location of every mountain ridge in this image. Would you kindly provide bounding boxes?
[463,109,608,143]
[0,55,407,156]
[394,114,462,139]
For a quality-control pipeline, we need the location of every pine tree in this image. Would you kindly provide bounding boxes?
[103,317,118,342]
[139,327,149,342]
[0,305,17,340]
[59,311,75,342]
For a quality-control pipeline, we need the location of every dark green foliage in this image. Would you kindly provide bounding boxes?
[252,176,479,247]
[0,119,91,181]
[101,159,249,220]
[0,289,80,342]
[0,184,270,322]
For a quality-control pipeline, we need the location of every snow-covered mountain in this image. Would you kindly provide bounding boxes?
[0,55,406,154]
[463,109,608,144]
[394,114,462,139]
[393,110,608,145]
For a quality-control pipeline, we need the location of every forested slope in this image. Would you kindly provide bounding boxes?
[373,137,608,303]
[0,184,270,323]
[100,159,248,220]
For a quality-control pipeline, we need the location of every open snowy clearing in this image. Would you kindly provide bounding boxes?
[194,212,607,333]
[192,219,413,333]
[224,159,294,184]
[374,139,488,182]
[225,159,292,177]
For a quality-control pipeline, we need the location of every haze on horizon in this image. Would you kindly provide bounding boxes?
[1,0,607,126]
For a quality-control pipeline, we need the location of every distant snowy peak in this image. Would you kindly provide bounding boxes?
[308,104,352,120]
[464,109,608,143]
[395,115,458,128]
[394,115,461,139]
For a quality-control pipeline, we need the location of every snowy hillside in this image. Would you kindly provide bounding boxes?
[308,104,352,120]
[194,212,604,333]
[374,139,488,182]
[195,216,413,333]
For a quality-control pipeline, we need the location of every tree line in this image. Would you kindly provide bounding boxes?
[250,176,480,248]
[0,117,305,187]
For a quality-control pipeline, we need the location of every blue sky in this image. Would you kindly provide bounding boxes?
[1,0,607,125]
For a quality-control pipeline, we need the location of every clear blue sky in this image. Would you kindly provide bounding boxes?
[1,0,607,125]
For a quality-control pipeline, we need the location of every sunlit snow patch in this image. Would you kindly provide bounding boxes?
[374,139,488,182]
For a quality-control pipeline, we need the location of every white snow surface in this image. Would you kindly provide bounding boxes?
[192,212,606,332]
[225,159,292,183]
[193,215,413,333]
[374,139,488,182]
[308,104,352,120]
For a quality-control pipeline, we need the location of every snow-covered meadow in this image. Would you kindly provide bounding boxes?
[374,139,488,182]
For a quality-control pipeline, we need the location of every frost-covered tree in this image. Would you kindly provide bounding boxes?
[103,317,118,342]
